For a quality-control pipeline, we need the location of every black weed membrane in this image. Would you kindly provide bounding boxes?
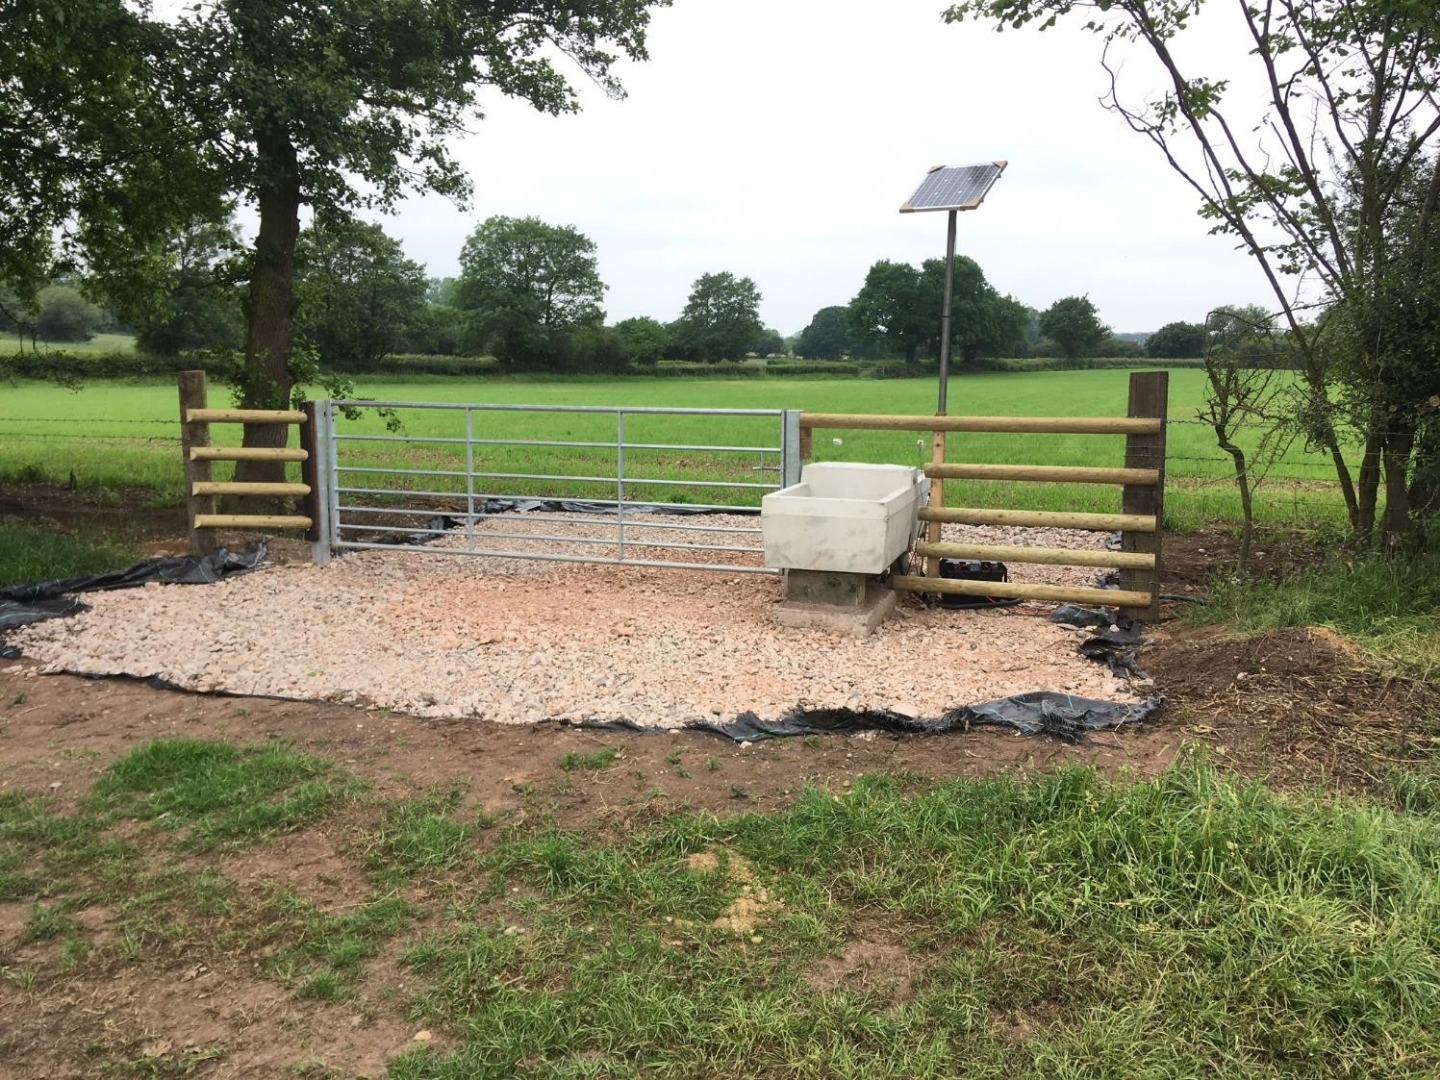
[1,531,1164,744]
[576,693,1164,745]
[0,542,268,656]
[361,499,750,546]
[1049,603,1150,680]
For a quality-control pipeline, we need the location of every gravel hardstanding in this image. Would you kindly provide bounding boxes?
[13,515,1141,726]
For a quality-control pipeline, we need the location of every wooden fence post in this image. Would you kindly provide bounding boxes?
[1119,371,1167,621]
[299,400,321,546]
[927,427,946,577]
[178,370,218,556]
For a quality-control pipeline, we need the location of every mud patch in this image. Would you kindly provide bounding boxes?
[804,937,918,1006]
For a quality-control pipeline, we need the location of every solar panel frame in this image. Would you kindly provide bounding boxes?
[900,161,1007,213]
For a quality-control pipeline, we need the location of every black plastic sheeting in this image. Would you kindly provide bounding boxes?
[0,542,267,603]
[0,542,268,654]
[577,692,1163,744]
[362,499,753,546]
[0,595,89,633]
[1049,604,1149,680]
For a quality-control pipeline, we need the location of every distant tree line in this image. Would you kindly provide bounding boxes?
[1,211,792,374]
[3,204,1221,373]
[794,266,1217,366]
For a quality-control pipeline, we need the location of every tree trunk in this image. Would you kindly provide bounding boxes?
[1215,426,1255,573]
[233,125,303,510]
[1320,427,1359,531]
[1381,428,1415,553]
[1356,415,1383,544]
[1294,351,1361,531]
[1408,423,1439,545]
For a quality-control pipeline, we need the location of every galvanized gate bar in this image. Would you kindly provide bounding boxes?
[320,401,801,573]
[335,434,782,453]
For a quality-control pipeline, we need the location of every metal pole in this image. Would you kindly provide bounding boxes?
[465,407,475,552]
[322,403,338,552]
[616,410,626,561]
[781,410,802,487]
[937,209,958,415]
[306,400,332,566]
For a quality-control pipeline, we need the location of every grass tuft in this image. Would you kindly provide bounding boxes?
[367,788,477,882]
[0,520,138,588]
[558,747,621,773]
[87,738,358,848]
[1201,553,1440,675]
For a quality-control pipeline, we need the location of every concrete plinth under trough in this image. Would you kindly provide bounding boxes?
[772,569,898,636]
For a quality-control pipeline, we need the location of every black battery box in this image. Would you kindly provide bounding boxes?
[937,558,1017,608]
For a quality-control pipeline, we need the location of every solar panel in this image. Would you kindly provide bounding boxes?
[900,161,1007,213]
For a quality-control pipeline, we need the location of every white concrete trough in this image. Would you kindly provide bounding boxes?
[761,462,929,575]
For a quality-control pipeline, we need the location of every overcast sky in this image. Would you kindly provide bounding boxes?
[384,0,1273,336]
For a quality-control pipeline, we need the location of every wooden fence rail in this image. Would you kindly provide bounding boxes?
[798,371,1169,619]
[178,370,319,556]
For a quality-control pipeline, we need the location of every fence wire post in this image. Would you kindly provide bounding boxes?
[1120,371,1168,621]
[178,370,218,557]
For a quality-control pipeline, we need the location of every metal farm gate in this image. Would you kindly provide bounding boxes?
[308,401,803,573]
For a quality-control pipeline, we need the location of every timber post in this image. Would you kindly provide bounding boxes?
[179,370,218,556]
[1119,371,1168,622]
[927,427,946,577]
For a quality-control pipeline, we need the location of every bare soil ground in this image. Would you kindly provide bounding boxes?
[1,486,1433,1079]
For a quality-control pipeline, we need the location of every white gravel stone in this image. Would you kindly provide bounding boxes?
[12,514,1139,727]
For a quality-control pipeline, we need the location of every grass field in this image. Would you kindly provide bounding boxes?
[6,332,137,355]
[0,370,1350,530]
[6,737,1440,1077]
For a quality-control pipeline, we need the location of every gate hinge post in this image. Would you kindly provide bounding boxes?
[781,410,802,488]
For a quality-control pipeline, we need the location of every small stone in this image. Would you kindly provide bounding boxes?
[412,1030,434,1043]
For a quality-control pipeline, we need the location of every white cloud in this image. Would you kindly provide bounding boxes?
[381,0,1274,335]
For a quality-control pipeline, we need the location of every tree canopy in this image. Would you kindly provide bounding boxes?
[0,2,220,297]
[296,218,429,372]
[946,0,1440,544]
[921,257,1029,364]
[797,305,859,360]
[848,260,933,363]
[110,215,247,357]
[612,316,671,366]
[6,0,669,487]
[673,272,764,362]
[34,285,101,344]
[849,256,1027,363]
[455,215,606,370]
[1145,321,1207,360]
[1039,296,1110,361]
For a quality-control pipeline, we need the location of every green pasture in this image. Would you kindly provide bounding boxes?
[5,332,137,355]
[8,740,1440,1078]
[0,370,1348,529]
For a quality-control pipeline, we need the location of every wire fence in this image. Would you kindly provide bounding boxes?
[0,412,1399,529]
